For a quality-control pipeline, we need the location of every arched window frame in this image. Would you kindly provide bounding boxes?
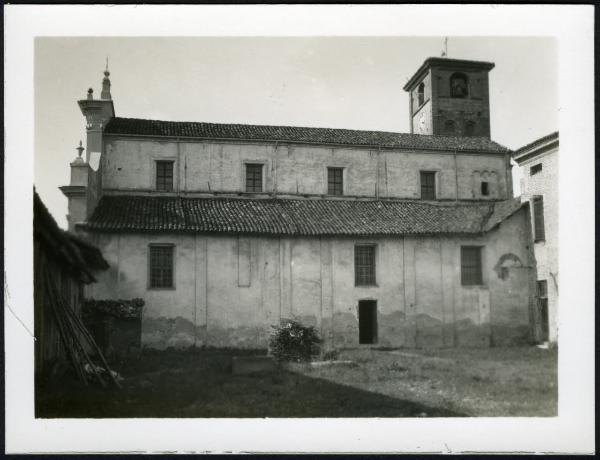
[417,82,425,106]
[450,72,469,98]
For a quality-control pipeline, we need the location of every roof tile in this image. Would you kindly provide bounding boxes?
[86,195,524,237]
[104,117,509,154]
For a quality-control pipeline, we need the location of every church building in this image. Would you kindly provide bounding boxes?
[61,57,538,350]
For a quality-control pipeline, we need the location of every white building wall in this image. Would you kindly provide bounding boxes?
[102,137,509,201]
[84,208,535,350]
[517,146,558,342]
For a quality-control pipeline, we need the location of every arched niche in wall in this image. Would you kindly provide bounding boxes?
[444,119,456,135]
[464,120,476,137]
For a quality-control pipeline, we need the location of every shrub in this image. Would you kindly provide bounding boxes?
[269,320,322,362]
[82,298,145,320]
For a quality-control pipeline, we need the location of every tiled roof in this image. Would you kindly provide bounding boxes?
[483,197,526,232]
[86,195,525,237]
[513,131,559,157]
[34,189,108,282]
[103,117,509,154]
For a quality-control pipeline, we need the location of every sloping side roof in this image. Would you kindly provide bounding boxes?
[103,117,509,154]
[513,131,559,157]
[34,189,108,282]
[86,195,523,237]
[483,197,528,232]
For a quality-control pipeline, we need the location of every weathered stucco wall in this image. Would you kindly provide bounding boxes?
[102,137,509,200]
[86,207,534,350]
[518,147,559,342]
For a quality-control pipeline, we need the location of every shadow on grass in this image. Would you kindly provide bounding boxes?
[36,350,464,418]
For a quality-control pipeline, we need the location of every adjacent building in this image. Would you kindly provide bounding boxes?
[513,132,559,343]
[61,57,539,350]
[34,189,108,382]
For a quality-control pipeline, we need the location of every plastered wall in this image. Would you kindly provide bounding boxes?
[518,147,559,342]
[86,207,534,350]
[101,138,509,200]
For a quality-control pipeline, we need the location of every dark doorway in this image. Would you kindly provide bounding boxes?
[539,303,549,342]
[358,300,378,344]
[536,280,549,342]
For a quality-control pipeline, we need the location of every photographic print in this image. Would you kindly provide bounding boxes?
[33,35,559,419]
[5,4,595,455]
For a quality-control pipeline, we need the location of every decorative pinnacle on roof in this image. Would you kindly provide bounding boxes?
[76,140,85,158]
[101,57,112,100]
[87,87,93,100]
[73,140,85,163]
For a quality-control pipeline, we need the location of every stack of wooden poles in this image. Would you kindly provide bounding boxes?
[43,272,121,389]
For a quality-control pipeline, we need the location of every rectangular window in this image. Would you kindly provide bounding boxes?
[461,246,483,286]
[481,181,489,196]
[156,161,174,191]
[149,245,174,289]
[354,245,376,286]
[245,164,263,192]
[530,163,542,175]
[536,280,548,298]
[533,196,545,241]
[327,167,344,196]
[420,171,436,199]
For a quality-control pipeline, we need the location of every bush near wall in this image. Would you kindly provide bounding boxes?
[82,298,145,320]
[269,320,322,362]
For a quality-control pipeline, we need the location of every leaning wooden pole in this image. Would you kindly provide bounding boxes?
[43,272,119,388]
[44,273,89,385]
[61,292,121,388]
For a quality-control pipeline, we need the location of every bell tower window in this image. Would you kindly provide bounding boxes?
[450,72,469,98]
[403,58,494,138]
[417,82,425,106]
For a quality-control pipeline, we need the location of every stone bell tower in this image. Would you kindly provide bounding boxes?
[60,65,115,231]
[403,57,495,138]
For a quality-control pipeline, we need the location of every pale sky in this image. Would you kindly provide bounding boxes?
[35,37,557,228]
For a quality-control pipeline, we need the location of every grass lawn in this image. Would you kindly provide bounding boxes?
[36,346,556,418]
[293,346,558,417]
[36,349,460,418]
